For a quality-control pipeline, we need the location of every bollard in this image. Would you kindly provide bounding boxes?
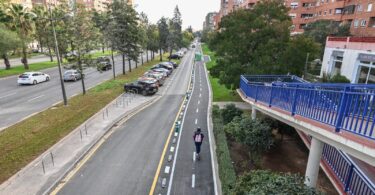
[50,152,55,167]
[85,124,88,135]
[102,111,105,119]
[80,129,83,141]
[106,108,108,117]
[42,159,46,174]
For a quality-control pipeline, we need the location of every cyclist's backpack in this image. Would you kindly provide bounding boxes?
[195,134,202,143]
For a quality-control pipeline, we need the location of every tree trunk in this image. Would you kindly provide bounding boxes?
[78,50,86,95]
[102,44,105,53]
[128,58,132,72]
[46,36,53,62]
[159,48,162,61]
[122,54,126,75]
[38,36,43,53]
[146,49,149,62]
[3,54,11,70]
[22,45,29,70]
[111,48,116,79]
[169,48,173,62]
[141,51,144,65]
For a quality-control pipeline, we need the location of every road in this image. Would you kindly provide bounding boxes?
[0,53,151,130]
[55,48,196,194]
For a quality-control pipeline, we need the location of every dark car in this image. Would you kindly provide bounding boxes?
[168,54,181,60]
[124,80,158,96]
[153,63,173,71]
[96,56,112,71]
[162,61,178,68]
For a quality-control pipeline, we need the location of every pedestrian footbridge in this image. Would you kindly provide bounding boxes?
[238,75,375,195]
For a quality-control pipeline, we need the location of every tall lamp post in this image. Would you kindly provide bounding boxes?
[48,5,68,106]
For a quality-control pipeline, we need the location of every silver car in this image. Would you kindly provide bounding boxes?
[63,70,82,82]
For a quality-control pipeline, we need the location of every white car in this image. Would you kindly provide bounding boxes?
[17,72,50,85]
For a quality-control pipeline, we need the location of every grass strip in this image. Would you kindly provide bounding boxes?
[212,105,237,194]
[0,54,167,184]
[201,44,242,102]
[0,51,116,78]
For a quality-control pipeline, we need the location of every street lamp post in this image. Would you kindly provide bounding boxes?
[48,5,68,106]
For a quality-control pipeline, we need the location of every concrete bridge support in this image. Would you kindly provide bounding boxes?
[251,106,256,120]
[305,137,324,188]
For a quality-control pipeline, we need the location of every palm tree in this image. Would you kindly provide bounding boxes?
[6,4,36,69]
[32,6,54,62]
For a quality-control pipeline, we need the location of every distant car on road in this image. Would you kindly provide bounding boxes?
[18,72,50,85]
[63,70,82,82]
[124,80,158,96]
[96,56,112,71]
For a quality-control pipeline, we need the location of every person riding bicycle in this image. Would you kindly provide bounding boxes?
[193,127,204,160]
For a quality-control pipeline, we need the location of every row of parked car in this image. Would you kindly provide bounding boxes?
[124,61,179,96]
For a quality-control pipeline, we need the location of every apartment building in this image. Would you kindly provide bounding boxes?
[203,12,218,30]
[215,0,375,36]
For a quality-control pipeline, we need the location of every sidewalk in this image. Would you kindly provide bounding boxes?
[0,93,160,195]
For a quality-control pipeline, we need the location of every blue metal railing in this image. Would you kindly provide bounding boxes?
[240,75,375,194]
[240,75,375,139]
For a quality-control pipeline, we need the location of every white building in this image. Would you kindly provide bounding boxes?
[321,37,375,84]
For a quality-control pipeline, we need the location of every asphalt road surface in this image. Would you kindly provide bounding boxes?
[56,48,195,195]
[0,52,152,131]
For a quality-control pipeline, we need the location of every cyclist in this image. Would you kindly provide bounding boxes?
[193,127,204,160]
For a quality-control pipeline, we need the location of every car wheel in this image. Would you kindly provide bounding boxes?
[74,77,77,82]
[46,77,50,82]
[142,90,147,96]
[33,80,37,85]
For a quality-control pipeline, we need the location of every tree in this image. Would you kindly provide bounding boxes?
[92,10,108,53]
[108,0,141,74]
[5,4,36,69]
[224,116,273,165]
[32,5,54,62]
[221,103,243,124]
[232,170,320,194]
[139,12,148,65]
[209,0,292,89]
[304,19,351,56]
[282,35,321,77]
[158,17,169,61]
[168,6,182,55]
[146,24,159,61]
[0,24,21,69]
[182,30,194,48]
[71,4,100,95]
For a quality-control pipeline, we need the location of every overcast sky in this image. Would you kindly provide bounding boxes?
[134,0,220,31]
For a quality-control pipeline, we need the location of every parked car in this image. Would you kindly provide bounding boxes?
[162,61,178,68]
[18,72,50,85]
[143,72,165,86]
[153,63,173,71]
[145,70,167,78]
[124,80,158,96]
[63,70,82,82]
[150,67,171,76]
[96,56,112,71]
[168,53,181,60]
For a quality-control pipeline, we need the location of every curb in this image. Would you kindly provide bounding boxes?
[201,46,222,195]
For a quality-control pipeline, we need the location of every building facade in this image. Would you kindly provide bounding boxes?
[320,36,375,83]
[214,0,375,36]
[203,12,217,30]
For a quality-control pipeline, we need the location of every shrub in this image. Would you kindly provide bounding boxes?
[221,104,243,124]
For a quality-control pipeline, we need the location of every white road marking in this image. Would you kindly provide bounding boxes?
[192,174,195,188]
[196,108,199,113]
[198,100,200,104]
[164,166,171,174]
[199,93,201,97]
[170,146,175,152]
[193,152,196,162]
[200,88,202,91]
[195,119,198,124]
[0,92,16,99]
[27,95,45,102]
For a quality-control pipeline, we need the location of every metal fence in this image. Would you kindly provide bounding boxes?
[240,75,375,194]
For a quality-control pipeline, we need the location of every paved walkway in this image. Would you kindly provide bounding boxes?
[213,101,250,110]
[0,93,159,195]
[0,55,52,69]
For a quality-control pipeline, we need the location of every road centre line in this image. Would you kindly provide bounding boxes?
[195,119,198,124]
[27,95,45,102]
[196,108,199,113]
[193,152,196,162]
[0,92,16,99]
[198,100,200,104]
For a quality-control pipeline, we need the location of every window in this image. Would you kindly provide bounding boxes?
[329,9,332,14]
[357,4,363,11]
[333,56,343,75]
[370,17,375,27]
[368,3,373,12]
[361,19,367,27]
[324,11,327,15]
[299,23,306,29]
[291,2,298,8]
[289,13,297,18]
[354,19,359,27]
[335,8,343,14]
